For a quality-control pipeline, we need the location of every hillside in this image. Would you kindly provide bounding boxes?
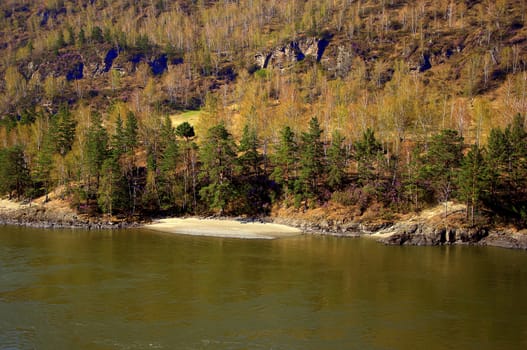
[0,0,527,230]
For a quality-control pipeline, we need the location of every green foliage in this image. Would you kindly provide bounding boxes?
[158,116,179,210]
[86,112,109,187]
[271,126,298,197]
[97,156,128,215]
[354,128,382,186]
[91,26,104,44]
[326,130,347,190]
[32,129,55,199]
[421,129,464,216]
[484,115,527,223]
[199,123,237,214]
[77,28,86,46]
[175,121,195,140]
[111,115,126,158]
[298,116,325,202]
[238,124,261,176]
[124,111,139,154]
[50,106,76,157]
[457,144,490,225]
[0,145,31,199]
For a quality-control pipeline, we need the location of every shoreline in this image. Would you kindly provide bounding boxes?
[1,198,527,249]
[144,217,302,239]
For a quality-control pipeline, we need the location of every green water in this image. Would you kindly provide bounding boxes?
[0,226,526,349]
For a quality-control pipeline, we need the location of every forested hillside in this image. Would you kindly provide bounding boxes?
[0,0,526,225]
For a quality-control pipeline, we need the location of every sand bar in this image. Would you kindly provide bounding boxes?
[144,218,302,239]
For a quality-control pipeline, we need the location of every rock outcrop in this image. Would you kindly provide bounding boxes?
[374,222,488,246]
[254,35,332,70]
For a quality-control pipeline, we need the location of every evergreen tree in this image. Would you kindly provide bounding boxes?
[326,130,347,190]
[123,111,139,213]
[158,116,179,210]
[298,116,325,203]
[354,128,382,186]
[111,115,126,159]
[32,135,54,201]
[98,156,128,216]
[238,124,261,176]
[199,123,237,214]
[124,111,139,154]
[86,112,109,193]
[457,144,489,225]
[486,126,510,196]
[176,121,197,212]
[237,124,270,215]
[51,106,76,157]
[486,114,527,222]
[421,129,464,217]
[91,26,104,43]
[0,145,31,199]
[271,126,298,198]
[507,114,527,197]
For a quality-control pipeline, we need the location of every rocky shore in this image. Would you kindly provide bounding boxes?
[0,199,137,230]
[271,203,527,250]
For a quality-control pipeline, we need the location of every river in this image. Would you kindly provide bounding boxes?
[1,225,526,349]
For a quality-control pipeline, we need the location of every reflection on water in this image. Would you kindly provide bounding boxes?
[1,226,527,349]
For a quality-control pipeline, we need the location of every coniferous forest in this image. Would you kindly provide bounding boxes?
[0,0,526,226]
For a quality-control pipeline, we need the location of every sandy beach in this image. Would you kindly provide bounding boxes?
[144,218,302,239]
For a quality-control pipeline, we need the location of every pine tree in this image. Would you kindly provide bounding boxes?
[238,124,269,215]
[486,126,510,197]
[51,106,76,157]
[238,124,261,176]
[421,129,464,217]
[271,126,298,198]
[32,135,54,201]
[98,156,128,216]
[0,145,31,199]
[111,115,126,159]
[326,130,347,191]
[86,112,109,193]
[158,116,179,210]
[457,144,489,225]
[298,116,325,203]
[124,111,138,154]
[176,121,197,212]
[354,128,382,186]
[507,114,527,198]
[124,111,139,213]
[199,123,237,214]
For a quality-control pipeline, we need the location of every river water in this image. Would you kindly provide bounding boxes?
[0,225,526,349]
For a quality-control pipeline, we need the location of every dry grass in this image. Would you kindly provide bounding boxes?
[169,110,202,127]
